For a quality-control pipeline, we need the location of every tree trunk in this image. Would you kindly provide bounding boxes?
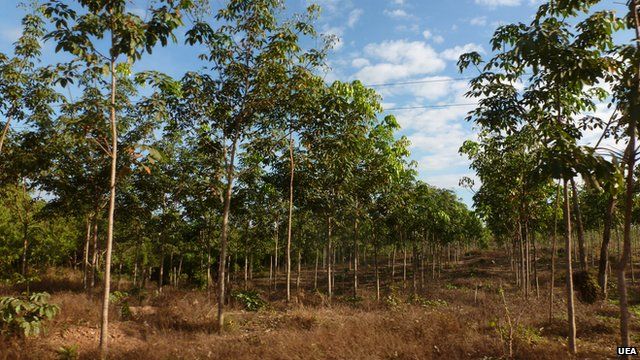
[83,215,91,289]
[532,230,539,298]
[314,249,319,290]
[244,253,248,290]
[617,6,639,351]
[158,245,164,292]
[402,242,407,287]
[599,195,616,298]
[563,180,577,354]
[391,244,396,283]
[412,241,418,295]
[353,216,359,298]
[99,54,118,359]
[177,256,183,287]
[20,181,30,277]
[286,132,294,302]
[0,115,13,155]
[91,218,98,288]
[274,219,279,290]
[570,178,588,271]
[374,242,380,301]
[217,140,237,332]
[296,249,301,293]
[327,216,333,300]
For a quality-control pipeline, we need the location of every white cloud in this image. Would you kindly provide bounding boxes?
[392,0,405,4]
[353,40,446,83]
[347,9,363,28]
[395,24,420,33]
[475,0,521,7]
[441,43,485,61]
[384,9,415,19]
[469,16,487,26]
[351,57,370,68]
[422,30,444,44]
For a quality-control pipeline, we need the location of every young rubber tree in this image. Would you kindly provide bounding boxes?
[43,0,189,356]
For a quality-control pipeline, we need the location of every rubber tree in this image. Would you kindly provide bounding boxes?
[43,1,188,356]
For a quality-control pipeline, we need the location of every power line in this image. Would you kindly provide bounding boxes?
[366,77,476,88]
[384,103,477,111]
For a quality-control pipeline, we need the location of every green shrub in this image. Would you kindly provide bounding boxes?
[0,292,59,336]
[109,291,131,320]
[232,290,267,312]
[409,295,448,308]
[573,271,600,304]
[384,286,403,310]
[56,345,79,360]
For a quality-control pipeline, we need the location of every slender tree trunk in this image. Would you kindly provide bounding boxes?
[550,184,559,321]
[20,181,30,277]
[412,241,418,295]
[532,230,539,298]
[617,5,640,351]
[99,53,118,359]
[563,180,577,354]
[314,249,319,290]
[353,216,359,298]
[391,244,396,283]
[158,245,164,292]
[524,220,530,297]
[82,215,91,289]
[274,219,279,290]
[327,217,333,300]
[599,195,616,298]
[296,249,301,293]
[519,220,526,296]
[244,252,248,290]
[0,115,12,155]
[570,178,587,271]
[402,242,407,287]
[374,242,380,301]
[217,140,237,332]
[286,132,294,302]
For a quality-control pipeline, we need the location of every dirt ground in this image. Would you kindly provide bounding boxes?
[0,250,634,359]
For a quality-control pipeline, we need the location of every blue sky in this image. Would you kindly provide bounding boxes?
[0,0,606,207]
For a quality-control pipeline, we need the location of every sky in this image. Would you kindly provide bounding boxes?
[0,0,625,207]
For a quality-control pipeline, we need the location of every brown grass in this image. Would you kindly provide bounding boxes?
[0,251,633,359]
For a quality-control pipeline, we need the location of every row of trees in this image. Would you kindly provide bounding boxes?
[458,0,640,354]
[0,0,485,357]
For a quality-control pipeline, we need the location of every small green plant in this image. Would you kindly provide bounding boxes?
[408,293,446,307]
[232,290,267,312]
[0,292,59,336]
[444,283,459,290]
[383,286,403,310]
[629,305,640,318]
[56,344,79,360]
[109,291,128,304]
[109,291,131,320]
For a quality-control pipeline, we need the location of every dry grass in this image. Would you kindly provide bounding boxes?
[0,251,633,359]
